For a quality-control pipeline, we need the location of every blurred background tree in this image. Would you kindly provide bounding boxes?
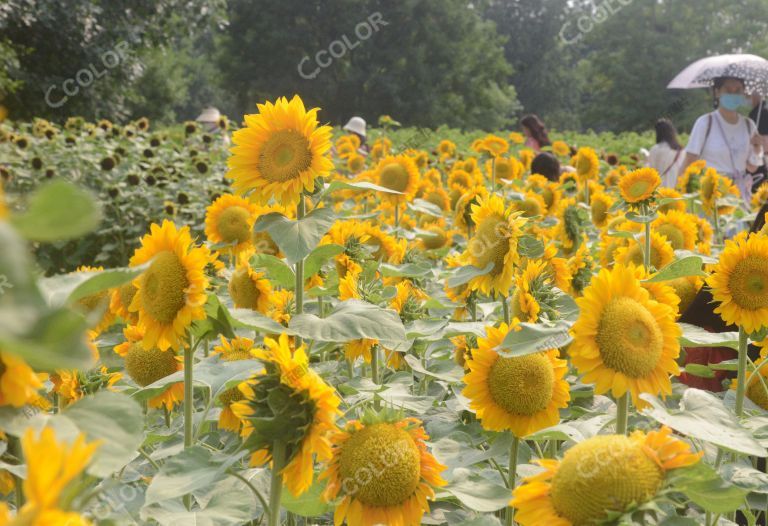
[1,0,767,132]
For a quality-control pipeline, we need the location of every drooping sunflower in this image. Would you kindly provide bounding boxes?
[1,427,100,525]
[204,193,259,254]
[320,415,447,526]
[232,333,341,496]
[572,147,600,181]
[128,220,210,351]
[707,232,768,333]
[463,322,570,436]
[618,167,661,205]
[676,160,707,194]
[512,427,702,526]
[213,336,257,432]
[570,264,681,407]
[614,231,675,271]
[465,195,528,296]
[228,253,273,314]
[0,352,44,407]
[115,325,184,410]
[652,210,697,250]
[421,184,451,211]
[227,95,333,205]
[375,154,420,200]
[590,192,615,228]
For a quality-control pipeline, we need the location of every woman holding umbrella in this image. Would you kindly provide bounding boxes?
[679,76,764,201]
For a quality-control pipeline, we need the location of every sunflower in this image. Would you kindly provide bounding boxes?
[205,194,258,254]
[511,191,547,218]
[473,134,509,157]
[614,231,675,271]
[70,265,115,334]
[494,156,524,182]
[227,95,333,205]
[551,140,571,157]
[115,325,184,410]
[512,427,702,526]
[322,220,375,278]
[464,195,527,296]
[453,185,490,232]
[232,333,341,496]
[677,160,707,194]
[338,271,377,362]
[228,253,274,314]
[590,192,614,228]
[213,336,257,432]
[361,222,407,264]
[572,147,600,181]
[0,180,7,219]
[700,168,741,215]
[1,427,100,525]
[416,224,453,251]
[375,155,420,200]
[50,370,83,407]
[421,184,451,211]
[657,187,686,213]
[109,282,138,324]
[707,232,768,333]
[666,275,703,315]
[752,181,768,211]
[463,322,570,436]
[509,131,525,144]
[570,264,681,407]
[511,259,560,322]
[128,220,210,351]
[347,153,366,173]
[437,139,456,159]
[540,244,574,294]
[0,352,43,407]
[652,210,697,250]
[320,415,447,526]
[447,169,475,190]
[619,167,661,205]
[519,149,535,170]
[741,357,768,410]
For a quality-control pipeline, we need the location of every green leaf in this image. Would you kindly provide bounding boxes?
[404,355,464,383]
[380,262,433,278]
[431,434,513,470]
[679,323,740,350]
[289,299,407,349]
[626,210,657,224]
[249,253,295,289]
[57,391,144,477]
[281,479,331,517]
[442,471,511,512]
[496,320,572,357]
[39,265,147,307]
[11,180,101,241]
[447,262,493,288]
[517,235,545,259]
[408,198,444,218]
[304,244,344,278]
[668,463,748,514]
[322,180,403,197]
[684,363,716,379]
[721,464,768,494]
[253,208,336,265]
[644,256,707,282]
[228,308,292,335]
[641,389,766,457]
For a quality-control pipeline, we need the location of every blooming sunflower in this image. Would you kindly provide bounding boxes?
[320,415,447,526]
[657,187,686,213]
[115,325,184,410]
[437,139,456,159]
[453,184,490,232]
[493,156,524,182]
[510,259,560,322]
[204,194,258,255]
[375,154,420,200]
[509,131,525,144]
[0,352,43,407]
[338,271,377,362]
[741,356,768,410]
[590,192,614,228]
[512,427,702,526]
[129,220,210,351]
[109,282,138,324]
[519,149,535,171]
[474,134,509,157]
[227,95,333,205]
[652,210,697,250]
[2,427,100,525]
[465,195,527,296]
[228,253,273,314]
[752,181,768,211]
[570,264,681,407]
[71,265,114,334]
[707,232,768,333]
[551,140,570,157]
[614,231,675,271]
[619,167,661,205]
[213,336,256,432]
[463,322,570,436]
[347,153,366,173]
[447,169,476,190]
[232,333,341,496]
[0,180,7,219]
[360,222,407,264]
[511,191,547,219]
[572,147,600,181]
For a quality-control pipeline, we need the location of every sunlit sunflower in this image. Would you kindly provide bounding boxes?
[570,264,681,407]
[708,232,768,333]
[227,95,333,204]
[590,192,614,228]
[416,224,453,251]
[473,134,509,157]
[619,167,661,205]
[692,215,714,254]
[375,154,420,200]
[572,147,600,181]
[320,415,447,526]
[539,244,573,294]
[232,333,341,496]
[512,426,702,526]
[614,231,675,271]
[447,169,476,190]
[463,322,570,436]
[228,253,273,314]
[526,174,561,211]
[0,352,43,407]
[551,140,570,157]
[652,210,697,250]
[213,336,257,432]
[50,370,82,407]
[2,427,100,525]
[129,220,209,351]
[115,325,184,410]
[464,195,527,296]
[205,193,258,254]
[739,356,768,410]
[700,168,741,215]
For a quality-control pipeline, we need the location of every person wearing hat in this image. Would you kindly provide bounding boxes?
[342,116,369,155]
[748,93,768,190]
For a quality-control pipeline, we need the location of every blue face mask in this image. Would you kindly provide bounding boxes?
[719,93,748,110]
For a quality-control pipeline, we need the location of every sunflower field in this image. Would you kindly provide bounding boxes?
[1,96,768,526]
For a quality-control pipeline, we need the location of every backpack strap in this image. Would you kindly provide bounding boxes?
[699,114,713,157]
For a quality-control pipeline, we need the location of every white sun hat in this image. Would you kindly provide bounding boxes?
[343,116,367,137]
[196,107,221,123]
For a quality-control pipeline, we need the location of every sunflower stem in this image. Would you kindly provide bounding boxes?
[502,295,510,325]
[8,435,24,509]
[371,344,381,411]
[642,203,651,273]
[268,441,287,526]
[394,199,400,238]
[491,156,496,193]
[183,339,195,510]
[713,199,721,245]
[506,435,520,526]
[735,326,749,417]
[295,196,306,347]
[616,393,630,435]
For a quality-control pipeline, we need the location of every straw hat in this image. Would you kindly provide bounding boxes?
[343,116,366,137]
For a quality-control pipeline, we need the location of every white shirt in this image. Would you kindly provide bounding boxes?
[646,142,684,188]
[685,111,758,177]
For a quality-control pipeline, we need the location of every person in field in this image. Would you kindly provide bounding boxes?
[520,114,551,152]
[646,118,684,188]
